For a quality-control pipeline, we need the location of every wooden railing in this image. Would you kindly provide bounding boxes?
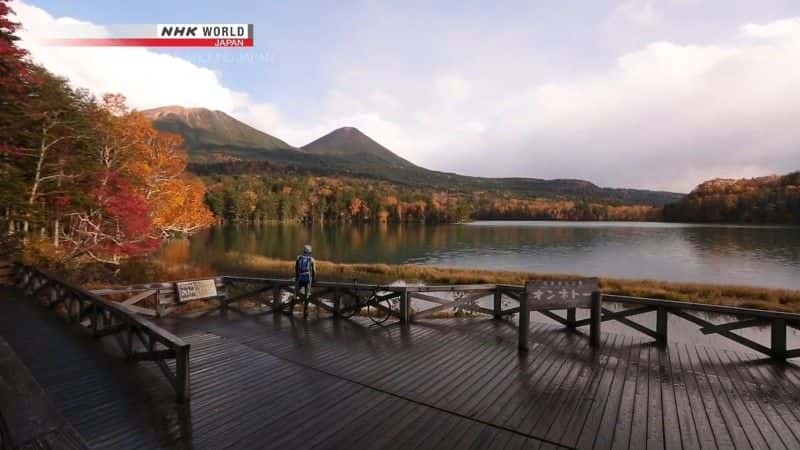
[221,277,505,324]
[220,276,800,360]
[12,265,191,402]
[221,276,410,319]
[493,285,800,359]
[90,277,227,317]
[61,274,800,361]
[602,294,800,360]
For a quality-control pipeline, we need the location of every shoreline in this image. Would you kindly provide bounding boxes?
[207,219,800,228]
[165,252,800,313]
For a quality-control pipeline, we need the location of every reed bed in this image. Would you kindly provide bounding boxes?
[205,253,800,313]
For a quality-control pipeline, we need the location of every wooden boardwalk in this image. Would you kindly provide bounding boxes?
[2,285,800,449]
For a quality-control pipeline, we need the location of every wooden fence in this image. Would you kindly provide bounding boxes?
[12,265,191,402]
[217,276,800,360]
[89,277,227,317]
[13,268,800,374]
[603,294,800,360]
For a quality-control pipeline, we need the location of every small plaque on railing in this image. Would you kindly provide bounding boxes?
[176,279,218,303]
[525,278,599,310]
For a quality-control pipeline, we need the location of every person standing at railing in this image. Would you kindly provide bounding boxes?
[295,244,316,318]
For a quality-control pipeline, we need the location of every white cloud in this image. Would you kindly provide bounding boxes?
[434,74,471,103]
[613,0,662,27]
[297,15,800,192]
[742,17,800,40]
[13,1,800,192]
[12,0,290,142]
[13,2,241,112]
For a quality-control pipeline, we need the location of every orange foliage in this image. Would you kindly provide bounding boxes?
[97,95,215,236]
[151,178,215,234]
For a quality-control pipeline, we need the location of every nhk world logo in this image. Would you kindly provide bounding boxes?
[43,24,254,47]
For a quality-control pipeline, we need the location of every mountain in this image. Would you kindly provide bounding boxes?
[663,172,800,223]
[301,127,416,169]
[145,105,683,206]
[143,106,293,157]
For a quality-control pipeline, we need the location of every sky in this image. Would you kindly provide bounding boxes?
[10,0,800,192]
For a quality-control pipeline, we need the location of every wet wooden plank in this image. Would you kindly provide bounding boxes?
[0,338,88,450]
[692,345,753,449]
[675,343,718,450]
[703,344,773,449]
[660,345,691,450]
[491,332,577,428]
[520,332,594,437]
[608,340,641,450]
[724,350,800,448]
[705,346,785,450]
[669,344,702,450]
[646,345,667,450]
[684,342,736,449]
[4,283,800,450]
[551,333,621,448]
[316,396,412,449]
[579,334,635,450]
[522,333,594,436]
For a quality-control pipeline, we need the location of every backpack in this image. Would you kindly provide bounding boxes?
[297,255,312,284]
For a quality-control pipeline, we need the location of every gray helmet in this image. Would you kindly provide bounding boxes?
[303,244,312,255]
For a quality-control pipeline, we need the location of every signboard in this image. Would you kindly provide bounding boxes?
[176,279,218,303]
[525,278,599,310]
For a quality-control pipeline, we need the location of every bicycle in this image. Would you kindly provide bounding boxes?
[338,280,397,325]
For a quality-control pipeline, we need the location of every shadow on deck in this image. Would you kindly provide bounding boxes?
[2,285,800,449]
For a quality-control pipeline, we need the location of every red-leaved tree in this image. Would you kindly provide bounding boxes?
[0,0,36,96]
[63,172,161,264]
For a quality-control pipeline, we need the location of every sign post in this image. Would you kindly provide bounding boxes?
[176,279,218,303]
[521,278,602,350]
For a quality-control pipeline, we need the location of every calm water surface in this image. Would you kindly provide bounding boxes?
[160,221,800,290]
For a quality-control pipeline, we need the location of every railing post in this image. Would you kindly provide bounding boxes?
[566,308,576,330]
[126,324,134,359]
[67,297,75,322]
[272,285,282,313]
[589,292,602,348]
[656,306,668,345]
[399,289,410,324]
[24,275,34,295]
[493,287,502,319]
[20,268,30,290]
[333,287,341,317]
[219,280,228,313]
[771,318,787,360]
[49,286,57,307]
[91,303,99,336]
[175,345,190,402]
[518,289,529,351]
[11,264,22,286]
[155,289,164,318]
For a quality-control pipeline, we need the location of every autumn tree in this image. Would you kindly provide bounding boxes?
[0,0,36,96]
[0,8,213,267]
[126,121,214,233]
[0,66,94,240]
[663,172,800,224]
[1,0,41,234]
[61,96,214,261]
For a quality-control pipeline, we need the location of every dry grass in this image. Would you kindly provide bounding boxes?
[34,249,800,315]
[211,253,800,313]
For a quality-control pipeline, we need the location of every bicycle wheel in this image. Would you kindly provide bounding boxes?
[367,296,392,324]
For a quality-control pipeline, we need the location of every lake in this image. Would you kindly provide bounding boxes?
[159,221,800,290]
